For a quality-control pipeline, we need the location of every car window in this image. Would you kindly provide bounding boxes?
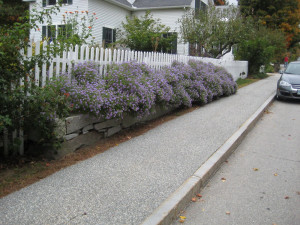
[285,63,300,75]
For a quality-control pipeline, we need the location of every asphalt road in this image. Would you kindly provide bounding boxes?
[173,99,300,225]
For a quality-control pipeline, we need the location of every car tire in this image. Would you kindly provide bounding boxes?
[276,94,282,101]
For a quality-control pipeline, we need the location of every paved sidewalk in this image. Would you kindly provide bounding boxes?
[173,97,300,225]
[0,74,279,225]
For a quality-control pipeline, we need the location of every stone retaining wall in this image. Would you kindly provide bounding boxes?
[48,105,175,159]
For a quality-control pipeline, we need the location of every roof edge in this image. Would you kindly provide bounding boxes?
[133,5,191,11]
[104,0,191,11]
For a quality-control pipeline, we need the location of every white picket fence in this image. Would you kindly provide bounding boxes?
[2,40,248,156]
[22,40,248,87]
[22,40,196,87]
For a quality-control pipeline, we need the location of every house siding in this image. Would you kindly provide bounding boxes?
[27,0,212,56]
[133,9,188,55]
[88,0,130,46]
[29,0,89,40]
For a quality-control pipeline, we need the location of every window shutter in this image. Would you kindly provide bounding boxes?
[102,27,106,41]
[42,26,46,39]
[195,0,200,10]
[113,29,116,43]
[42,0,46,7]
[49,0,56,5]
[171,33,177,54]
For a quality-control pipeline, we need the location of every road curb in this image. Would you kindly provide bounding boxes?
[141,93,276,225]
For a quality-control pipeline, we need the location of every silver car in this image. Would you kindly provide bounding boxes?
[277,61,300,100]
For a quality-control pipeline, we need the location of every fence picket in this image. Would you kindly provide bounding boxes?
[90,47,95,61]
[85,45,90,61]
[34,42,40,86]
[95,47,99,62]
[104,48,108,75]
[41,41,47,86]
[99,47,104,76]
[61,51,67,74]
[108,48,112,65]
[80,45,85,62]
[67,45,73,77]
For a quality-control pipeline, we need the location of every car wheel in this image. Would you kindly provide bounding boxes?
[276,94,282,101]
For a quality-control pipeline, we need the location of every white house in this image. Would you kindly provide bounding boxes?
[23,0,213,55]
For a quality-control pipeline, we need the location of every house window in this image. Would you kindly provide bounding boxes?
[43,0,73,7]
[195,0,207,15]
[102,27,116,47]
[58,24,72,38]
[42,24,72,41]
[162,32,177,54]
[42,25,56,41]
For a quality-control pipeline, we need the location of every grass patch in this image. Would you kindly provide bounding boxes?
[236,73,269,89]
[236,78,260,88]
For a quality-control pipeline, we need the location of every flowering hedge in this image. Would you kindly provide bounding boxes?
[57,60,236,120]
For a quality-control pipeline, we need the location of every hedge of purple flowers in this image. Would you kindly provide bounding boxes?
[59,60,237,120]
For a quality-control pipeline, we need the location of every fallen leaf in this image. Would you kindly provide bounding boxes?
[191,197,197,202]
[46,163,50,167]
[253,168,259,171]
[179,216,186,220]
[221,178,226,182]
[179,219,185,223]
[284,196,290,199]
[196,193,202,198]
[225,160,229,163]
[274,173,278,176]
[226,211,230,215]
[297,191,300,195]
[202,208,205,212]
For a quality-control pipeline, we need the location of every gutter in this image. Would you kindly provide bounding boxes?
[104,0,191,11]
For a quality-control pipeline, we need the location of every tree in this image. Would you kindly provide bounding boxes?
[235,25,286,74]
[0,1,96,154]
[179,4,252,58]
[0,0,29,26]
[117,11,176,52]
[239,0,300,49]
[214,0,228,5]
